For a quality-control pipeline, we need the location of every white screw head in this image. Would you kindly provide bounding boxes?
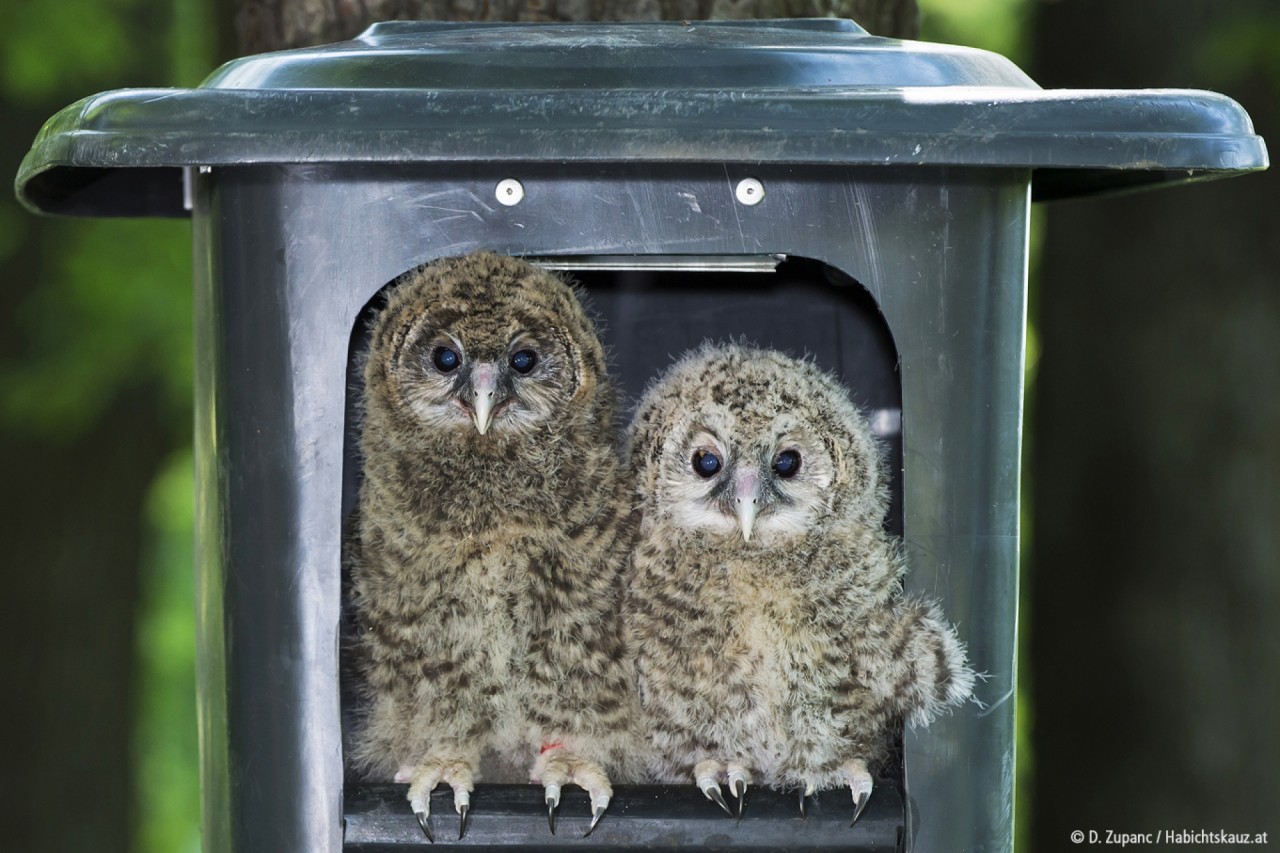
[735,177,765,206]
[496,178,525,206]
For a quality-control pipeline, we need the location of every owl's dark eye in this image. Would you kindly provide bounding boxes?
[431,346,460,373]
[692,449,722,478]
[773,449,802,478]
[510,349,538,375]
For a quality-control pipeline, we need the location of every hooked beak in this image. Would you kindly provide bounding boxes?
[470,363,498,435]
[734,470,760,543]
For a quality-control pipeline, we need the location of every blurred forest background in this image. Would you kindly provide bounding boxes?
[1,1,1275,852]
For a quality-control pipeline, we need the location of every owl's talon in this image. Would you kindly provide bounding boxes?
[699,780,733,817]
[798,782,816,818]
[414,811,434,843]
[408,782,436,842]
[545,783,561,835]
[584,791,612,836]
[584,804,607,837]
[453,786,472,840]
[843,761,874,828]
[727,766,749,820]
[851,791,870,827]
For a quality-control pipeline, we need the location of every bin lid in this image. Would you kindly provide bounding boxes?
[15,18,1268,216]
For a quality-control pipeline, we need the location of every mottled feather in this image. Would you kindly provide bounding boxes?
[346,252,639,821]
[625,343,973,799]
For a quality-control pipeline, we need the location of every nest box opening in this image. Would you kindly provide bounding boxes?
[338,253,906,851]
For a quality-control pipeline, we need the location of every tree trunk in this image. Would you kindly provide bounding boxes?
[1030,0,1280,846]
[232,0,916,54]
[0,388,172,853]
[0,47,183,853]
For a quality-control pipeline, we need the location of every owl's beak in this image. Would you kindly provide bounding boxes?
[734,471,760,543]
[470,363,498,435]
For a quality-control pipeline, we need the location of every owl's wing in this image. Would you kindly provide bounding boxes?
[855,596,975,727]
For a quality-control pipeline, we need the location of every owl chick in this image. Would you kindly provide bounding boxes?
[346,252,638,841]
[625,343,974,825]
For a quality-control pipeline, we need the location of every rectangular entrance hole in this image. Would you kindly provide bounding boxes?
[340,254,905,851]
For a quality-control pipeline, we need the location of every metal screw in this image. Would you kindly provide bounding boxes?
[735,177,765,206]
[496,178,525,206]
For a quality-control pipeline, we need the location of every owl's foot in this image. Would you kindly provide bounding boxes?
[693,758,753,820]
[840,759,874,827]
[402,754,478,842]
[533,745,613,838]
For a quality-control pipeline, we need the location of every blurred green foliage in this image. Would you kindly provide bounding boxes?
[0,218,194,439]
[0,0,212,850]
[919,0,1030,64]
[1196,8,1280,89]
[1,0,134,104]
[0,0,211,441]
[136,450,201,853]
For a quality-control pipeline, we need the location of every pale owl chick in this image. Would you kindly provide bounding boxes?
[625,343,974,825]
[346,252,638,840]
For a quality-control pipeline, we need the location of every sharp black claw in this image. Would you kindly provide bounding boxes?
[733,779,746,821]
[547,797,557,835]
[851,792,870,828]
[799,789,807,818]
[458,803,469,840]
[583,805,606,838]
[705,785,733,817]
[415,811,434,843]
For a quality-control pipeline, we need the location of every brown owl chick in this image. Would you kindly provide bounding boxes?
[346,252,638,841]
[625,343,974,825]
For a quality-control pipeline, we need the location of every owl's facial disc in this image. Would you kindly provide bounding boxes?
[452,333,566,435]
[715,447,817,544]
[664,417,833,545]
[677,434,780,543]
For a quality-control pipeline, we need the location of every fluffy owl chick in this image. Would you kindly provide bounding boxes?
[347,252,638,840]
[626,343,974,825]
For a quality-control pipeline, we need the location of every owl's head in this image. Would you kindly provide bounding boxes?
[630,344,886,545]
[366,252,606,438]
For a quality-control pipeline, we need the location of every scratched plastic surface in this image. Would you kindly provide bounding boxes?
[15,18,1267,215]
[178,160,1029,852]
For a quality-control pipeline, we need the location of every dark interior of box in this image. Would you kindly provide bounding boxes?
[339,255,905,851]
